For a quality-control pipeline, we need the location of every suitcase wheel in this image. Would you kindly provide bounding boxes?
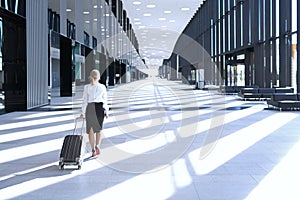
[58,162,64,170]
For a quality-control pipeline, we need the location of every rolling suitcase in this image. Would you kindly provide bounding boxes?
[59,118,84,170]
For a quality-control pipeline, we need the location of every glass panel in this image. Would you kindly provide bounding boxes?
[2,17,27,112]
[291,34,297,90]
[234,6,236,49]
[84,32,90,47]
[211,19,214,56]
[228,14,230,50]
[270,0,272,36]
[248,3,251,43]
[93,36,97,49]
[227,65,232,86]
[275,0,279,36]
[292,0,297,32]
[258,0,261,41]
[275,39,279,86]
[236,64,245,86]
[263,0,266,40]
[241,3,243,46]
[0,18,4,113]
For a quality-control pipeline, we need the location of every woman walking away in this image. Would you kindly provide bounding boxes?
[80,69,109,157]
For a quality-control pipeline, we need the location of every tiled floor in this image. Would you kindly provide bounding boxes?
[1,78,300,200]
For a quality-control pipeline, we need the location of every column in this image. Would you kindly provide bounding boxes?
[26,0,48,108]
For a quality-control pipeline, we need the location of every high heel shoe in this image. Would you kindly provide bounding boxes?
[92,150,97,157]
[95,147,100,155]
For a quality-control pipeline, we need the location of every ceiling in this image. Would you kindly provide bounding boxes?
[48,0,205,75]
[122,0,205,72]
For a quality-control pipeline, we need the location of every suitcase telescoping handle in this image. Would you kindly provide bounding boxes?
[73,117,85,135]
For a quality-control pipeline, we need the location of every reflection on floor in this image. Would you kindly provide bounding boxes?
[1,78,300,200]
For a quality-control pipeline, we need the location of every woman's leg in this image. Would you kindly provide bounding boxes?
[95,131,101,155]
[96,132,101,146]
[88,128,95,155]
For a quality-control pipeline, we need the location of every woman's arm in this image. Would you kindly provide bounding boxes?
[102,85,109,118]
[81,85,88,118]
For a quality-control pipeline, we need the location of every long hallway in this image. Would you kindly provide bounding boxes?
[1,78,300,200]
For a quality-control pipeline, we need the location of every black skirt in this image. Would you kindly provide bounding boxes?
[85,102,105,133]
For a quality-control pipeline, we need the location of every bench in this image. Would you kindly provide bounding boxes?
[238,87,294,100]
[267,93,300,111]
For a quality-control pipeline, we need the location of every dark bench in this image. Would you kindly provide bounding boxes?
[267,93,300,110]
[238,87,294,100]
[219,85,258,94]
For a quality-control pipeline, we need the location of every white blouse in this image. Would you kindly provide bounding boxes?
[81,83,109,115]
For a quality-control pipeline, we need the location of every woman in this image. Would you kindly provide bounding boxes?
[80,69,109,157]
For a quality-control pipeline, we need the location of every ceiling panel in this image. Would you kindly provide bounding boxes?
[122,0,204,69]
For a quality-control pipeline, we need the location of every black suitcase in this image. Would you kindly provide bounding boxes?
[59,118,84,170]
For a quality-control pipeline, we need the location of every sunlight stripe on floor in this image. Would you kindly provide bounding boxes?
[0,123,74,143]
[245,137,300,199]
[188,112,298,175]
[0,160,104,199]
[0,115,74,131]
[15,110,76,120]
[179,104,264,138]
[0,138,63,164]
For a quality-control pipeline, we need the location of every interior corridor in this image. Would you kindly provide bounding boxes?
[1,78,300,200]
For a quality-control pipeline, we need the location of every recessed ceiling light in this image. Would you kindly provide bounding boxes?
[93,5,97,8]
[158,18,166,21]
[139,25,146,29]
[66,8,72,12]
[143,13,151,17]
[134,18,140,21]
[85,20,90,23]
[181,7,190,11]
[135,22,142,25]
[146,4,156,8]
[164,11,171,14]
[133,1,142,5]
[94,18,97,21]
[169,20,176,23]
[136,8,141,11]
[83,11,89,14]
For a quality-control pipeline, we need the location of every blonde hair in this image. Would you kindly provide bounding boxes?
[89,69,100,85]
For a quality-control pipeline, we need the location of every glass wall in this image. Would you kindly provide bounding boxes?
[0,0,25,17]
[0,18,3,114]
[170,0,298,89]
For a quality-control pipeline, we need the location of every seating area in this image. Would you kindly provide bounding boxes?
[238,87,294,100]
[219,85,257,94]
[267,93,300,111]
